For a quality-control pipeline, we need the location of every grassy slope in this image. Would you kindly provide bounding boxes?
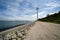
[37,11,60,24]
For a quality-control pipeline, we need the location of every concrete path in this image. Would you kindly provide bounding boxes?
[24,21,60,40]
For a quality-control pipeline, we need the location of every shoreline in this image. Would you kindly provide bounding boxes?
[0,23,25,32]
[0,22,35,40]
[0,21,32,32]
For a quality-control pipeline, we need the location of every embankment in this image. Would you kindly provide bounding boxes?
[0,22,35,40]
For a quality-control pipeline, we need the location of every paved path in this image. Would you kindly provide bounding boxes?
[24,21,60,40]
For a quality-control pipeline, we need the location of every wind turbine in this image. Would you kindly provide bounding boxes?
[36,7,39,20]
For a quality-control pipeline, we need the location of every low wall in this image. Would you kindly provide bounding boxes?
[0,22,35,40]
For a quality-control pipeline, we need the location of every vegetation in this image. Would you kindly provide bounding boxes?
[37,11,60,24]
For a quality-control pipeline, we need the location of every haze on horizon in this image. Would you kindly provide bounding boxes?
[0,0,60,21]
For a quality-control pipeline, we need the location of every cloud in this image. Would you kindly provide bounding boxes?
[45,1,60,9]
[0,11,48,21]
[0,0,60,21]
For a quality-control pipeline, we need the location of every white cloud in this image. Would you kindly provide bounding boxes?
[0,0,60,21]
[45,1,60,9]
[0,11,48,21]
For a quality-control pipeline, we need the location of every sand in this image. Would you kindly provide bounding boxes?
[24,21,60,40]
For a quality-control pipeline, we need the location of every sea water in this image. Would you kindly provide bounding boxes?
[0,21,31,31]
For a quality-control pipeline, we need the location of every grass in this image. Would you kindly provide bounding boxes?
[37,11,60,24]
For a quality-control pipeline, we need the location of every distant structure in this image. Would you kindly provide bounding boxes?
[36,7,39,20]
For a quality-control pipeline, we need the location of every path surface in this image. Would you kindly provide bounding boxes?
[24,21,60,40]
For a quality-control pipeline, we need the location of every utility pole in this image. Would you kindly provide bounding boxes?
[36,7,39,20]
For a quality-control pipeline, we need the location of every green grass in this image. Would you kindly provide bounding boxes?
[37,11,60,24]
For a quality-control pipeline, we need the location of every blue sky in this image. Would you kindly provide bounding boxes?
[0,0,60,21]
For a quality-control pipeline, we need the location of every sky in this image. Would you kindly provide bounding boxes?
[0,0,60,21]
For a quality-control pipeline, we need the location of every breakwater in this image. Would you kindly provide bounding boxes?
[0,22,35,40]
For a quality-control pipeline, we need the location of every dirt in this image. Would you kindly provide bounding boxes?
[24,21,60,40]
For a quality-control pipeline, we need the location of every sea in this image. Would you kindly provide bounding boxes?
[0,21,32,32]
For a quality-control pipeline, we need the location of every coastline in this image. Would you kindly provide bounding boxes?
[0,23,25,32]
[0,22,35,40]
[0,21,60,40]
[0,21,32,32]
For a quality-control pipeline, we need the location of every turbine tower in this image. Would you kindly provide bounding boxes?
[36,7,39,20]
